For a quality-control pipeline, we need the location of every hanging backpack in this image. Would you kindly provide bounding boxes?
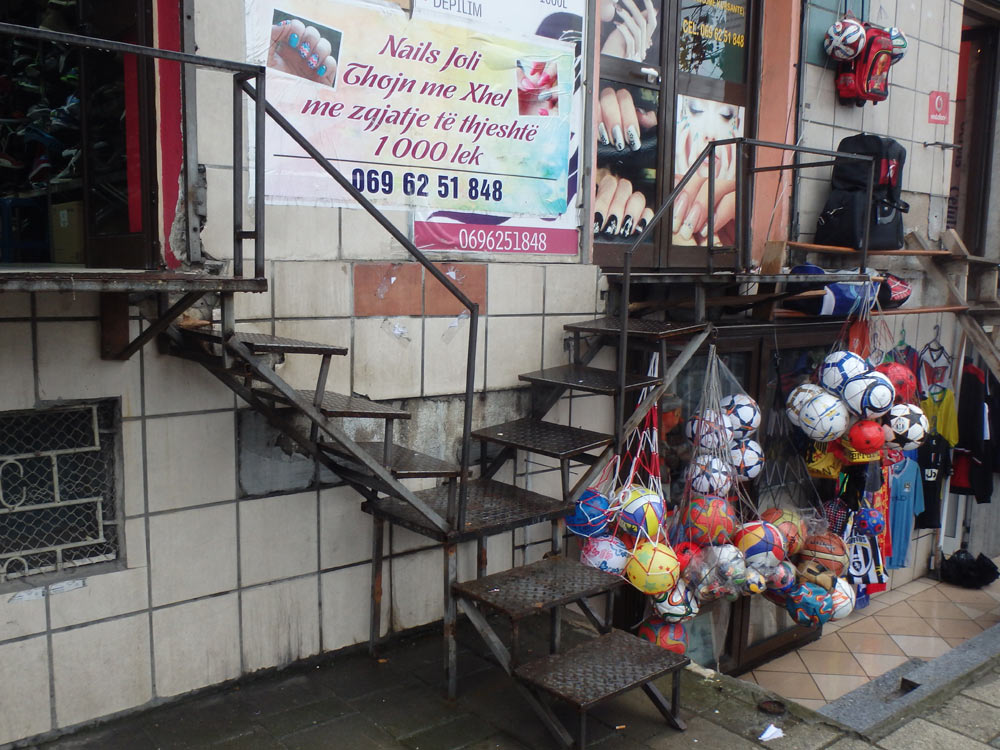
[814,134,909,250]
[836,23,894,105]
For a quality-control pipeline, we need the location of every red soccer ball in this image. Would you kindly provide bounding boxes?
[876,362,917,403]
[848,419,886,453]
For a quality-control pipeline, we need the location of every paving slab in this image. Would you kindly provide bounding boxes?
[255,694,356,737]
[961,672,1000,708]
[211,727,286,749]
[876,718,992,750]
[401,714,498,750]
[825,739,879,750]
[234,672,338,717]
[38,723,158,750]
[348,683,458,739]
[282,712,407,750]
[140,692,256,747]
[644,714,757,750]
[927,694,1000,742]
[462,733,534,749]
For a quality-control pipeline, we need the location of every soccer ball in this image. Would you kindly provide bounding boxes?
[883,403,929,450]
[830,577,857,621]
[876,362,917,403]
[721,394,761,436]
[786,582,835,627]
[580,535,629,575]
[681,494,736,546]
[730,438,764,481]
[848,419,886,454]
[732,521,786,571]
[685,409,734,450]
[760,507,807,556]
[824,17,866,61]
[786,383,827,426]
[889,26,907,63]
[765,560,798,592]
[566,488,611,538]
[617,485,665,538]
[854,506,885,536]
[842,371,895,418]
[687,454,733,495]
[797,392,851,442]
[638,616,687,655]
[819,350,871,395]
[652,579,700,622]
[743,567,767,595]
[625,542,680,595]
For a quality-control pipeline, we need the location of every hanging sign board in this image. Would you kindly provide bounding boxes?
[246,0,573,219]
[928,91,950,124]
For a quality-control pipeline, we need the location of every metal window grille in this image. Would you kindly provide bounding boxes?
[0,401,121,583]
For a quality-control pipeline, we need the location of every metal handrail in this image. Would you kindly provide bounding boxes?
[613,137,877,454]
[0,22,267,279]
[240,84,478,524]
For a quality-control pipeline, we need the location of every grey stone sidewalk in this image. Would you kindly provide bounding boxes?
[19,616,1000,750]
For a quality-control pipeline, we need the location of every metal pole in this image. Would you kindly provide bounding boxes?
[616,251,631,456]
[735,142,746,270]
[232,74,244,277]
[708,143,716,272]
[254,68,266,279]
[458,306,479,528]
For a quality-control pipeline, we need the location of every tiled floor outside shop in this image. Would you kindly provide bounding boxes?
[739,569,1000,709]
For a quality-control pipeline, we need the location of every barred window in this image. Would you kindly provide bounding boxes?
[0,401,122,584]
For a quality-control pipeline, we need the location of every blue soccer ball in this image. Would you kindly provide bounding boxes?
[566,489,611,538]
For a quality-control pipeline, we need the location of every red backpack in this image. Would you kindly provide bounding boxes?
[836,24,893,105]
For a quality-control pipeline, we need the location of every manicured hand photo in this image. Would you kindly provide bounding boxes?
[269,18,339,87]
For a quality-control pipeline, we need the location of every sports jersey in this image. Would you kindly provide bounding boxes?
[921,388,959,447]
[914,433,951,529]
[883,344,919,377]
[885,458,924,569]
[918,343,953,397]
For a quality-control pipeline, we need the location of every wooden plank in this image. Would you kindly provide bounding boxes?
[785,241,857,254]
[751,240,789,321]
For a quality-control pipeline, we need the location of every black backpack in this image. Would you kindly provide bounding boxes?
[814,134,909,250]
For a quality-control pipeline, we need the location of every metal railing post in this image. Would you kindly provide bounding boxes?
[232,73,245,277]
[254,68,266,279]
[707,143,716,274]
[616,250,631,456]
[458,306,479,527]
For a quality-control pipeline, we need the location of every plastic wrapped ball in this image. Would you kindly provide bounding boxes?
[848,419,886,454]
[800,532,850,577]
[566,489,611,538]
[681,495,736,546]
[786,383,827,426]
[854,507,885,536]
[637,616,688,655]
[617,485,665,538]
[652,579,700,622]
[766,560,798,592]
[732,521,786,571]
[759,508,808,556]
[824,17,866,61]
[796,559,837,592]
[673,541,701,571]
[624,542,680,595]
[785,582,835,627]
[743,567,767,595]
[876,362,917,403]
[580,535,629,575]
[830,577,857,620]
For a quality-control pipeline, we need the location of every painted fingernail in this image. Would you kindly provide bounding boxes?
[299,42,311,58]
[317,65,328,77]
[672,193,689,233]
[627,125,640,151]
[307,53,320,69]
[635,218,647,235]
[597,123,609,146]
[620,216,634,236]
[604,215,618,235]
[680,203,702,240]
[289,33,299,46]
[593,212,605,234]
[279,19,289,26]
[612,125,625,151]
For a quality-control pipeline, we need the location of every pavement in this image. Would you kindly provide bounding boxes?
[17,614,1000,750]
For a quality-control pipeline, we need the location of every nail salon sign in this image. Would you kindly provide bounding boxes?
[246,0,573,222]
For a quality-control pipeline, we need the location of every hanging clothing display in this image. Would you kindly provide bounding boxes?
[918,341,953,397]
[921,387,959,447]
[885,457,924,569]
[866,465,893,593]
[884,343,919,376]
[951,362,994,504]
[915,433,951,529]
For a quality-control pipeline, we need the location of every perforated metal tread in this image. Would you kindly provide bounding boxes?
[361,478,567,541]
[563,318,707,340]
[253,389,410,419]
[515,629,690,709]
[182,327,348,356]
[452,556,623,619]
[471,418,612,459]
[519,365,660,395]
[355,442,462,478]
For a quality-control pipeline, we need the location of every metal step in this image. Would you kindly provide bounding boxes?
[361,478,567,541]
[180,327,348,356]
[252,388,410,419]
[355,442,462,478]
[453,556,623,619]
[519,364,660,395]
[514,629,689,710]
[472,418,612,460]
[563,318,706,340]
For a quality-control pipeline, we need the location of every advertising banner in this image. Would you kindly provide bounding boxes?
[411,0,585,254]
[246,0,573,220]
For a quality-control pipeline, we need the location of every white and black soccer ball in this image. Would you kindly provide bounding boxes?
[685,409,734,450]
[824,17,866,61]
[818,350,870,396]
[721,394,761,437]
[786,383,826,426]
[889,26,907,63]
[731,438,764,481]
[687,454,733,496]
[798,392,851,442]
[883,403,929,450]
[842,371,895,418]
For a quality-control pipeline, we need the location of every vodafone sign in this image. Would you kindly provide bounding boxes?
[928,91,950,124]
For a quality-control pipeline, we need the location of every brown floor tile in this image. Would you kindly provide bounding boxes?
[752,670,824,701]
[925,618,984,639]
[937,584,1000,607]
[838,618,886,635]
[894,580,935,595]
[755,651,809,673]
[799,633,848,652]
[875,616,939,637]
[876,601,921,618]
[907,587,951,603]
[944,637,969,648]
[793,698,828,711]
[852,653,909,678]
[913,600,973,620]
[738,672,757,684]
[975,613,1000,628]
[870,589,910,604]
[955,603,992,619]
[890,634,952,658]
[811,674,870,701]
[799,650,866,676]
[838,632,906,656]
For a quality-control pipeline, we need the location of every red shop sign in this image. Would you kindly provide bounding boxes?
[928,91,950,124]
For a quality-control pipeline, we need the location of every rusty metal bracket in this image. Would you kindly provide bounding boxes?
[100,291,205,360]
